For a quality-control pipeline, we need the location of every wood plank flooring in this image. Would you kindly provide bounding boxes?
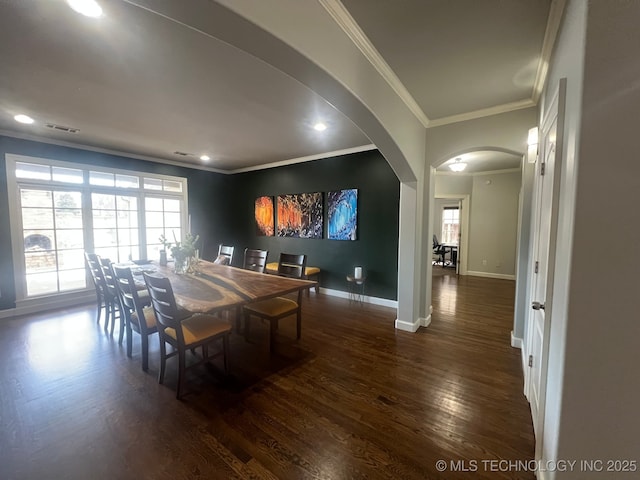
[0,271,534,479]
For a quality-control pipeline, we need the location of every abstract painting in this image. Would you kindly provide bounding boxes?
[277,192,323,238]
[255,196,274,236]
[327,189,358,240]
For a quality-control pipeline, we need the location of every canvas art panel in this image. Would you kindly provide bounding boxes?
[327,189,358,240]
[277,192,323,238]
[255,196,274,236]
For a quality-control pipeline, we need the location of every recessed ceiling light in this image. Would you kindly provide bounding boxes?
[313,122,327,132]
[14,114,35,124]
[67,0,103,18]
[200,155,210,161]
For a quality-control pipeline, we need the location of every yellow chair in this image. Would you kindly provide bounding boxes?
[265,262,320,294]
[143,273,232,399]
[243,253,306,352]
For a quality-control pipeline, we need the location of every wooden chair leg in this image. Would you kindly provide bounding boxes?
[235,306,242,332]
[222,335,229,374]
[126,323,133,358]
[118,309,125,345]
[244,312,251,341]
[141,334,149,371]
[269,319,277,352]
[158,339,167,384]
[176,349,186,399]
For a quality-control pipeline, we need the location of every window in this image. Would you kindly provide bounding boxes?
[7,154,188,303]
[441,206,459,245]
[21,188,85,295]
[92,193,140,263]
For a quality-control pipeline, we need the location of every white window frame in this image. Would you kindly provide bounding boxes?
[5,153,189,314]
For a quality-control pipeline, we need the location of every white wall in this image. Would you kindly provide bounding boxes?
[536,0,587,474]
[435,170,521,278]
[467,171,520,277]
[541,1,640,476]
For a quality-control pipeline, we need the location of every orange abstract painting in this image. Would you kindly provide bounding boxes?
[277,193,323,238]
[255,196,274,236]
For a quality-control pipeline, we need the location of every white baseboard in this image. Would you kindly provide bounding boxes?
[395,316,421,332]
[466,270,516,281]
[319,287,398,308]
[421,314,431,328]
[511,331,523,349]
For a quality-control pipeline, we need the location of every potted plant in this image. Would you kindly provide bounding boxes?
[159,232,200,274]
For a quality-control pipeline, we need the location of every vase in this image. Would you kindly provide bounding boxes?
[174,257,188,274]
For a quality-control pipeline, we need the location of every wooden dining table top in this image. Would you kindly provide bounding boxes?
[146,260,317,314]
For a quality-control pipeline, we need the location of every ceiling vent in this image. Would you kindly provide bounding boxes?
[45,123,79,134]
[173,151,192,156]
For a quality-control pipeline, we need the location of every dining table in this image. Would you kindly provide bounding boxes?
[139,260,317,316]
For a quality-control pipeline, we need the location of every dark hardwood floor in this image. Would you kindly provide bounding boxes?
[0,271,534,479]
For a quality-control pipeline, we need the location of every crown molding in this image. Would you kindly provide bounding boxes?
[532,0,567,103]
[319,0,430,128]
[0,129,229,174]
[0,130,376,175]
[427,98,536,128]
[229,144,377,174]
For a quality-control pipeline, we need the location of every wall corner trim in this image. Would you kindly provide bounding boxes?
[421,315,431,328]
[395,317,421,332]
[511,331,523,349]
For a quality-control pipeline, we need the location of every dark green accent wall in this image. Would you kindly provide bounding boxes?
[225,150,400,300]
[0,138,399,309]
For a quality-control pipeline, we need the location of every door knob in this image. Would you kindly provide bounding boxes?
[532,301,545,310]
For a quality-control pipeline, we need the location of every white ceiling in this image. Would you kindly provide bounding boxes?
[0,0,552,173]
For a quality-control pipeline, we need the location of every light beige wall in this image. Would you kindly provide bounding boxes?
[434,174,473,196]
[435,171,520,277]
[545,0,640,473]
[467,172,520,276]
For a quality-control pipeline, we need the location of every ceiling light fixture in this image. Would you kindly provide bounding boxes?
[200,155,210,161]
[313,122,327,132]
[14,114,35,124]
[449,157,467,172]
[67,0,103,18]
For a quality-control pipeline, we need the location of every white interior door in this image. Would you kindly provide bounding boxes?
[525,80,565,447]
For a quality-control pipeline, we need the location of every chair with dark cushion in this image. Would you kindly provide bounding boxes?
[113,265,156,371]
[143,273,232,399]
[243,253,306,352]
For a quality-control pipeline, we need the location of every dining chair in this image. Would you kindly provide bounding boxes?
[113,265,156,371]
[242,248,268,273]
[143,272,232,399]
[98,257,124,341]
[243,253,306,352]
[215,244,234,265]
[85,252,108,326]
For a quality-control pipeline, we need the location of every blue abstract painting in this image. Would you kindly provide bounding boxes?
[327,189,358,240]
